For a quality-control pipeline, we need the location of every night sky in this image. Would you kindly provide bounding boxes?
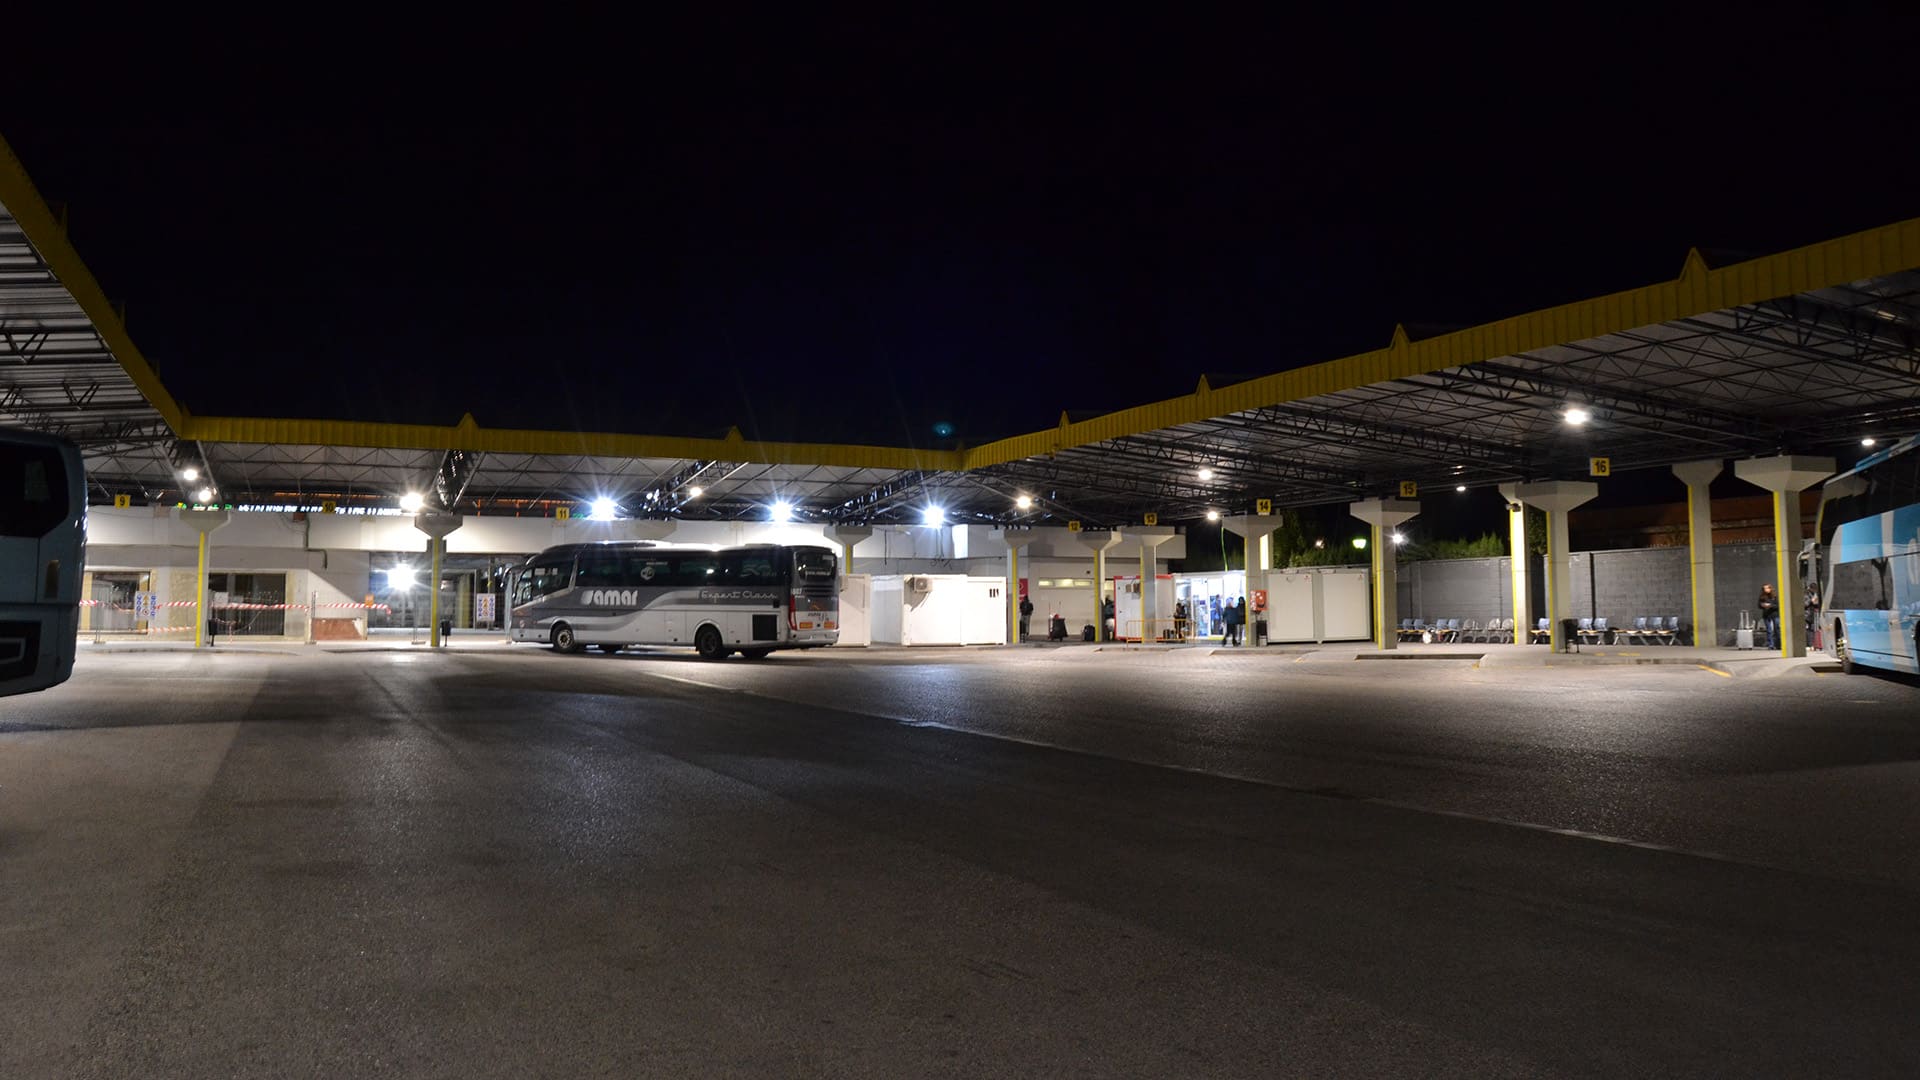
[8,13,1918,450]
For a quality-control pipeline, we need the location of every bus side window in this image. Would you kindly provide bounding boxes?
[1830,558,1891,611]
[673,554,719,586]
[734,553,778,585]
[578,550,623,588]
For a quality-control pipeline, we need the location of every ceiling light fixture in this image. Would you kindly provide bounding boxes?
[399,492,425,513]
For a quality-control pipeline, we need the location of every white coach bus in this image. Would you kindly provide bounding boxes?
[509,541,840,659]
[1,428,85,698]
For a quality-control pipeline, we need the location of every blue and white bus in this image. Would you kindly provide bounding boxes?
[0,428,85,697]
[510,541,839,660]
[1816,434,1920,676]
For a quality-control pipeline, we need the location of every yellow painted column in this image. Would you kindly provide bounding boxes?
[1371,524,1387,647]
[194,531,208,648]
[1773,490,1795,659]
[1009,544,1021,643]
[1544,515,1558,651]
[1509,503,1528,639]
[1093,548,1106,643]
[429,538,444,647]
[1139,543,1149,642]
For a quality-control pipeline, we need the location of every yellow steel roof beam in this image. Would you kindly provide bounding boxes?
[180,413,962,472]
[0,131,191,434]
[958,216,1920,470]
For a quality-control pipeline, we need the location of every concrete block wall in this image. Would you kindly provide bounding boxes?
[1402,542,1781,645]
[1395,557,1512,627]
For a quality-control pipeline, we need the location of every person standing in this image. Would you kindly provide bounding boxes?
[1235,596,1249,646]
[1757,583,1781,650]
[1018,595,1034,641]
[1222,596,1239,646]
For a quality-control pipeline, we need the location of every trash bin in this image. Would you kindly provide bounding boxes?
[439,618,452,642]
[1559,617,1579,653]
[1254,618,1267,646]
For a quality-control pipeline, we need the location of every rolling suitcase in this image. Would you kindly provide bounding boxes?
[1735,610,1755,650]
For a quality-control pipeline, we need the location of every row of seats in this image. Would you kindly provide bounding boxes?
[1399,617,1690,645]
[1574,616,1686,645]
[1396,618,1516,643]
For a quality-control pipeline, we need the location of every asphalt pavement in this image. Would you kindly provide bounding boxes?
[2,646,1917,1077]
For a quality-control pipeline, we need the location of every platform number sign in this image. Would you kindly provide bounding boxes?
[1256,498,1272,516]
[112,494,131,508]
[1399,481,1419,499]
[1067,520,1083,532]
[1589,457,1612,478]
[555,506,571,521]
[1142,512,1158,526]
[321,499,337,515]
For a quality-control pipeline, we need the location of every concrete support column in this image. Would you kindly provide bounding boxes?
[1498,484,1530,640]
[178,510,231,648]
[992,529,1036,643]
[1118,526,1176,642]
[1513,482,1599,652]
[1073,530,1123,642]
[824,525,872,577]
[1672,461,1724,648]
[1222,515,1272,647]
[414,513,463,648]
[1349,499,1419,649]
[1733,455,1835,658]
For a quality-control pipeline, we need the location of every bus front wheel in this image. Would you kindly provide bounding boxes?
[552,623,582,654]
[1834,622,1852,675]
[695,625,730,661]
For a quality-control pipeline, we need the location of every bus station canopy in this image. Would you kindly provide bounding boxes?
[5,132,1919,528]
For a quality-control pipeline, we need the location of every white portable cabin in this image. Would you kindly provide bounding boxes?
[868,574,1008,646]
[1262,567,1371,643]
[1112,574,1177,642]
[834,574,872,647]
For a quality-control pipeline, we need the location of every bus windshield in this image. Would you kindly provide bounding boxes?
[514,561,574,604]
[1,428,85,698]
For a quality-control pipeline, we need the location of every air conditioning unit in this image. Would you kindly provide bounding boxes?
[907,575,932,593]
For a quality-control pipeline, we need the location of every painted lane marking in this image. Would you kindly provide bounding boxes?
[1698,665,1731,678]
